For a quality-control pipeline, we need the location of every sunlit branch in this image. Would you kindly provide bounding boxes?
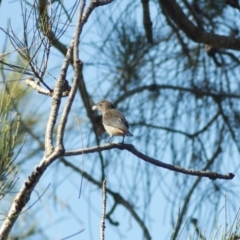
[25,78,70,97]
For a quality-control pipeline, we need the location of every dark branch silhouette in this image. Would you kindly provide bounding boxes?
[64,143,234,180]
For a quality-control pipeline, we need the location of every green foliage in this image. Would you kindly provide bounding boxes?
[0,84,20,200]
[175,208,240,240]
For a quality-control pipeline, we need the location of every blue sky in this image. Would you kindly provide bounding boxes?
[1,1,240,240]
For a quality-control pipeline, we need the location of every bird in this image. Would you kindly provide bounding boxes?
[92,100,133,144]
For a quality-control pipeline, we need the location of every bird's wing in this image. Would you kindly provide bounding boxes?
[103,110,129,131]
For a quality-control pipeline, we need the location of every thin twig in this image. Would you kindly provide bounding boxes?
[100,179,107,240]
[61,158,152,240]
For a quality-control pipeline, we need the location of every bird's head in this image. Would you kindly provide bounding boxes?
[92,99,115,113]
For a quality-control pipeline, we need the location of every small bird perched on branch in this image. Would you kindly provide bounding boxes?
[92,100,133,144]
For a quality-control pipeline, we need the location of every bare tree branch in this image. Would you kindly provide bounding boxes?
[64,143,234,180]
[44,7,77,156]
[25,78,71,97]
[55,0,87,151]
[0,152,58,240]
[158,0,240,50]
[115,84,240,106]
[141,0,153,43]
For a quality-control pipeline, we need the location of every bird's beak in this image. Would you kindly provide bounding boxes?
[92,105,97,110]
